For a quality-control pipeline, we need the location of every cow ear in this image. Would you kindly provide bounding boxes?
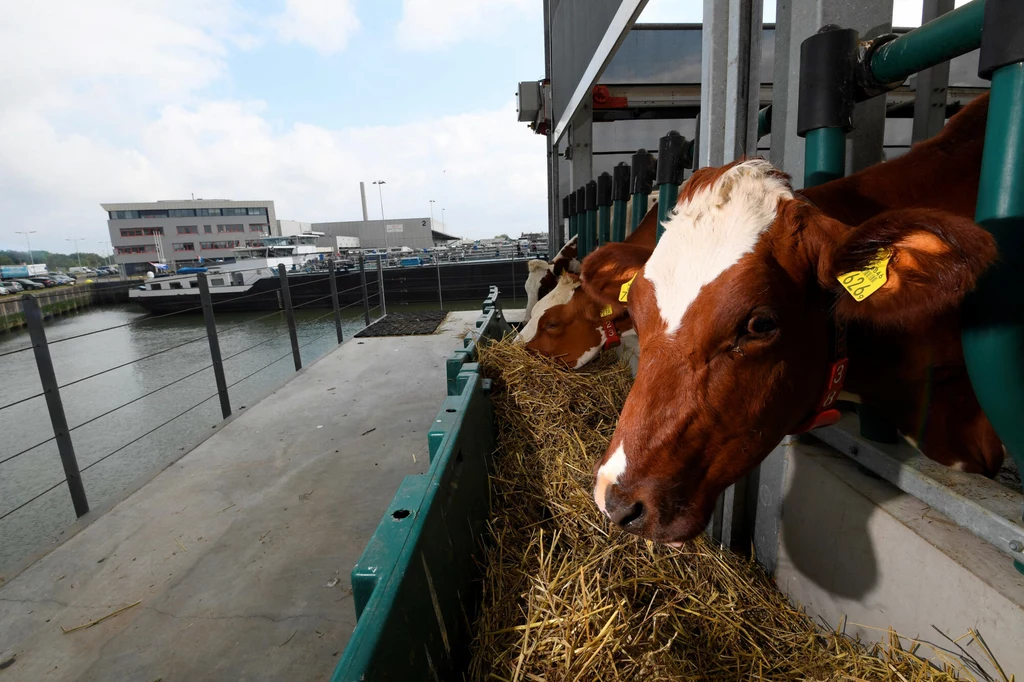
[580,243,652,312]
[824,209,997,326]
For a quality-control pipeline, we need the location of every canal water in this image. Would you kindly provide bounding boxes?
[0,299,480,575]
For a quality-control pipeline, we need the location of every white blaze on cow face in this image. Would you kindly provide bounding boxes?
[523,259,552,323]
[594,444,628,516]
[644,159,793,335]
[516,273,580,343]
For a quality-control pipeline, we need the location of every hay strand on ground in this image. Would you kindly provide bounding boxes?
[469,338,1006,682]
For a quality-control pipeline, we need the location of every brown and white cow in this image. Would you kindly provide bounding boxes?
[524,235,580,324]
[521,94,990,371]
[583,95,1002,545]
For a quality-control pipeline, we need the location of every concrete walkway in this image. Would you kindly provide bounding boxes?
[0,311,482,682]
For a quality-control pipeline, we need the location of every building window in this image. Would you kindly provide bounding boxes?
[119,227,164,237]
[176,225,199,234]
[168,209,197,217]
[200,240,240,250]
[139,209,168,219]
[115,245,156,255]
[222,207,247,216]
[172,242,196,252]
[249,224,269,232]
[210,278,226,286]
[110,210,141,220]
[198,208,221,217]
[247,207,267,216]
[245,239,265,247]
[217,224,244,233]
[204,225,213,233]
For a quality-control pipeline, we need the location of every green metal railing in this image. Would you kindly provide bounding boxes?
[612,162,630,242]
[334,288,511,681]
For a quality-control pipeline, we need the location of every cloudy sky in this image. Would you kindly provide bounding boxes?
[1,0,946,254]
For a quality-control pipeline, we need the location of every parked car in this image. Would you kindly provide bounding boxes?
[28,276,58,288]
[0,284,12,296]
[15,278,44,290]
[1,280,24,293]
[51,274,74,285]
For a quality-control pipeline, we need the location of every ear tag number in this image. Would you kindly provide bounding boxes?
[600,304,614,318]
[618,275,636,303]
[837,248,892,302]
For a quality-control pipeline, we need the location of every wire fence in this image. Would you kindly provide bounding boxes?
[0,256,386,536]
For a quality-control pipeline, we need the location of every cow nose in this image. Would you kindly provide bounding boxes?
[604,484,645,530]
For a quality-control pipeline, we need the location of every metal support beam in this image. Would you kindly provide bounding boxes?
[699,0,730,168]
[770,0,894,188]
[723,0,764,160]
[569,108,593,197]
[278,264,302,371]
[911,0,955,143]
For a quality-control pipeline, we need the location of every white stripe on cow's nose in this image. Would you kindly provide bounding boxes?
[594,444,628,516]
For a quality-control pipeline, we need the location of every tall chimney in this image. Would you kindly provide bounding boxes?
[359,182,369,222]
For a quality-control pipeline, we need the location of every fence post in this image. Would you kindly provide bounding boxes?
[630,149,655,235]
[377,253,388,316]
[277,264,302,371]
[436,253,444,311]
[359,254,371,326]
[23,295,89,518]
[328,258,344,344]
[612,162,630,242]
[597,171,613,246]
[655,131,686,243]
[511,255,517,305]
[197,273,231,420]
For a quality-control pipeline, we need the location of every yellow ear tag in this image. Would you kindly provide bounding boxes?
[600,304,614,318]
[618,274,636,303]
[837,248,892,302]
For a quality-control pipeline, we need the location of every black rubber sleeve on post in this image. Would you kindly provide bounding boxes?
[612,162,630,202]
[630,149,655,195]
[561,195,569,220]
[656,131,686,186]
[567,191,576,217]
[585,180,598,212]
[597,172,613,207]
[574,187,586,216]
[797,25,859,136]
[979,0,1024,79]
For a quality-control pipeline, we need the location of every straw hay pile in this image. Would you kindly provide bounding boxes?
[469,338,1007,682]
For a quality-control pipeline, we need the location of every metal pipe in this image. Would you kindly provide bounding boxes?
[359,254,371,326]
[869,0,985,86]
[23,295,89,517]
[962,61,1024,480]
[804,127,847,187]
[328,258,344,344]
[584,181,598,256]
[198,273,231,419]
[655,131,686,242]
[611,162,629,242]
[436,251,443,311]
[277,264,302,371]
[597,172,612,246]
[568,191,578,241]
[630,149,655,235]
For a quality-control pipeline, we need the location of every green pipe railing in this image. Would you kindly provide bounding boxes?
[804,127,847,187]
[611,162,630,242]
[583,180,598,257]
[597,172,612,247]
[870,0,985,85]
[568,191,578,242]
[655,132,686,243]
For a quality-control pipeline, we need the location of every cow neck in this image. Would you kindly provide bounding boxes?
[789,310,848,434]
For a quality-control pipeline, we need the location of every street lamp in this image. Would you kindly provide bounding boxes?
[429,199,435,224]
[15,230,37,266]
[65,237,84,268]
[372,180,388,315]
[97,241,112,266]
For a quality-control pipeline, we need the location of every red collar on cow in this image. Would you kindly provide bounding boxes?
[789,317,848,434]
[599,304,622,349]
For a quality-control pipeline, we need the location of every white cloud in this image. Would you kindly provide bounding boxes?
[396,0,536,51]
[274,0,361,54]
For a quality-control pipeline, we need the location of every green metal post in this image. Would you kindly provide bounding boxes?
[804,127,847,188]
[568,191,578,242]
[574,187,586,256]
[655,131,686,243]
[629,149,655,235]
[596,172,612,246]
[962,63,1024,482]
[611,162,630,242]
[584,180,598,257]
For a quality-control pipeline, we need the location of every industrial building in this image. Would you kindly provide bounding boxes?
[102,199,278,275]
[311,217,458,251]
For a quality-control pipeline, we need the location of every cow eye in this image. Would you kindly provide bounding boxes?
[544,319,561,331]
[746,313,778,336]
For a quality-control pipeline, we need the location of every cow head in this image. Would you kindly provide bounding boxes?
[523,235,581,324]
[585,159,997,545]
[517,271,633,369]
